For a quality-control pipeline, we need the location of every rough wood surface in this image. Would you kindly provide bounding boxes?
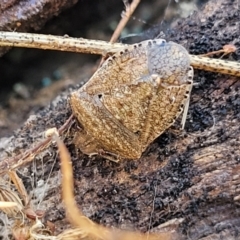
[0,0,78,55]
[0,0,240,239]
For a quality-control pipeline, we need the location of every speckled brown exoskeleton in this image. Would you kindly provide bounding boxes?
[70,39,194,161]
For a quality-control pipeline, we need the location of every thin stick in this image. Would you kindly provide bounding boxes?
[189,55,240,77]
[0,31,126,56]
[198,44,237,57]
[0,31,240,77]
[99,0,140,65]
[110,0,141,43]
[0,114,74,175]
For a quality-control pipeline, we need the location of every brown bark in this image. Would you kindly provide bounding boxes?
[0,0,240,239]
[0,0,78,55]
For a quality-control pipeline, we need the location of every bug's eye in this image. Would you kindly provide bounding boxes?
[134,131,141,136]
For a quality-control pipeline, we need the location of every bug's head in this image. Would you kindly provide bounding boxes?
[147,40,191,85]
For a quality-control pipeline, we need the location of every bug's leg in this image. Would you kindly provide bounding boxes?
[180,67,194,129]
[97,150,122,162]
[181,96,190,130]
[73,128,122,161]
[73,129,101,156]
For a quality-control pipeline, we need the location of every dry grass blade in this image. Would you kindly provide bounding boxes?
[56,136,175,240]
[0,201,18,208]
[8,170,29,206]
[0,184,23,216]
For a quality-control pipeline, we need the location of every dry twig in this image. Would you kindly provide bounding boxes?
[110,0,141,43]
[56,136,175,240]
[0,114,74,175]
[0,31,240,76]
